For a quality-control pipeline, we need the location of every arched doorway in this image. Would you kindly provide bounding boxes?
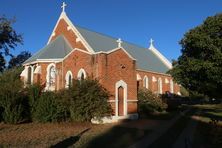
[118,86,124,116]
[115,80,127,117]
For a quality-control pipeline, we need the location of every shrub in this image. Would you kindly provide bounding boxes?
[138,89,167,114]
[69,79,112,122]
[26,84,42,120]
[32,91,69,122]
[0,67,28,124]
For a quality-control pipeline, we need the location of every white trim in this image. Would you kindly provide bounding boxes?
[158,78,163,94]
[149,45,172,69]
[115,80,127,117]
[45,63,56,91]
[34,66,41,74]
[137,69,171,76]
[152,76,157,82]
[96,47,136,61]
[36,58,63,61]
[127,100,138,102]
[77,68,87,80]
[136,74,142,81]
[65,70,73,88]
[107,100,116,103]
[143,75,149,89]
[165,78,169,84]
[63,48,92,61]
[47,12,95,53]
[170,79,174,93]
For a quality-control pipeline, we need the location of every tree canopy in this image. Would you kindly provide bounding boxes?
[0,16,23,72]
[8,51,31,69]
[169,13,222,98]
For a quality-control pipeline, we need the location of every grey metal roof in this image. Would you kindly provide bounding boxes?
[76,26,170,73]
[25,26,170,73]
[24,35,73,64]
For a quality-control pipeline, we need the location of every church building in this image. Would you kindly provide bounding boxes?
[20,3,180,122]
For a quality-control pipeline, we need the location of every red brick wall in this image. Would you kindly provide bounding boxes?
[137,70,180,94]
[96,49,138,114]
[49,19,88,52]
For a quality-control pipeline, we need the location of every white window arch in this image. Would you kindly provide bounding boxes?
[65,71,73,88]
[170,79,174,93]
[143,75,149,89]
[77,68,87,80]
[46,63,56,89]
[115,80,127,116]
[158,78,163,94]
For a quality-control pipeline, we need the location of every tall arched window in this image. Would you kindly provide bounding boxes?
[49,66,56,86]
[158,78,163,94]
[65,71,73,88]
[46,63,56,89]
[27,66,32,84]
[143,76,149,89]
[77,68,87,80]
[170,79,174,94]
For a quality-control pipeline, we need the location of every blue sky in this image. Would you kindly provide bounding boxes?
[1,0,222,61]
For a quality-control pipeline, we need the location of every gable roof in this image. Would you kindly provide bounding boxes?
[24,12,171,73]
[24,35,72,64]
[76,26,170,73]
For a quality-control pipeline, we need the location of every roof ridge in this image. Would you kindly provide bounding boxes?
[75,25,148,50]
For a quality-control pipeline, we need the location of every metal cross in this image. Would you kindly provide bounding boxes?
[61,2,67,12]
[150,38,154,46]
[117,38,123,48]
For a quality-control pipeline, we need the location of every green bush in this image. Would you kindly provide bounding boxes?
[32,91,69,122]
[26,84,42,120]
[0,68,28,124]
[138,89,167,114]
[69,79,112,122]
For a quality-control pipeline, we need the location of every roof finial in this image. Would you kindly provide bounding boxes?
[149,38,155,49]
[61,2,67,13]
[117,38,123,48]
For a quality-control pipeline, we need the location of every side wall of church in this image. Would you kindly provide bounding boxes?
[137,70,180,94]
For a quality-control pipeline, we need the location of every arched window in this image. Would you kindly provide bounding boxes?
[65,71,73,88]
[27,66,32,84]
[143,76,149,89]
[46,63,56,89]
[158,78,163,94]
[49,66,56,86]
[77,68,87,80]
[170,79,174,94]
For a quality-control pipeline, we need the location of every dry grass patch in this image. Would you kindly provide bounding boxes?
[0,122,115,147]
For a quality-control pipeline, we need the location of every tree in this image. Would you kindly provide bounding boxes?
[169,13,222,98]
[0,53,5,72]
[8,51,31,69]
[0,16,23,71]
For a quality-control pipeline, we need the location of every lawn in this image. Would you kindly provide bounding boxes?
[0,121,150,148]
[192,104,222,148]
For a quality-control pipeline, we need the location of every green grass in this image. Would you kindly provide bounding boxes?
[148,109,195,148]
[140,111,178,120]
[82,126,150,148]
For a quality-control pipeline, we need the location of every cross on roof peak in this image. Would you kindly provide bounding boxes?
[149,38,155,49]
[61,2,67,13]
[117,38,122,48]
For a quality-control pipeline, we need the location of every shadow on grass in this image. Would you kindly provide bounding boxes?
[84,123,150,148]
[51,128,90,148]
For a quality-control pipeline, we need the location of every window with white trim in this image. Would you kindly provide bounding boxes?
[170,79,174,93]
[48,64,56,87]
[143,76,149,89]
[65,71,73,88]
[77,68,87,80]
[158,78,163,94]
